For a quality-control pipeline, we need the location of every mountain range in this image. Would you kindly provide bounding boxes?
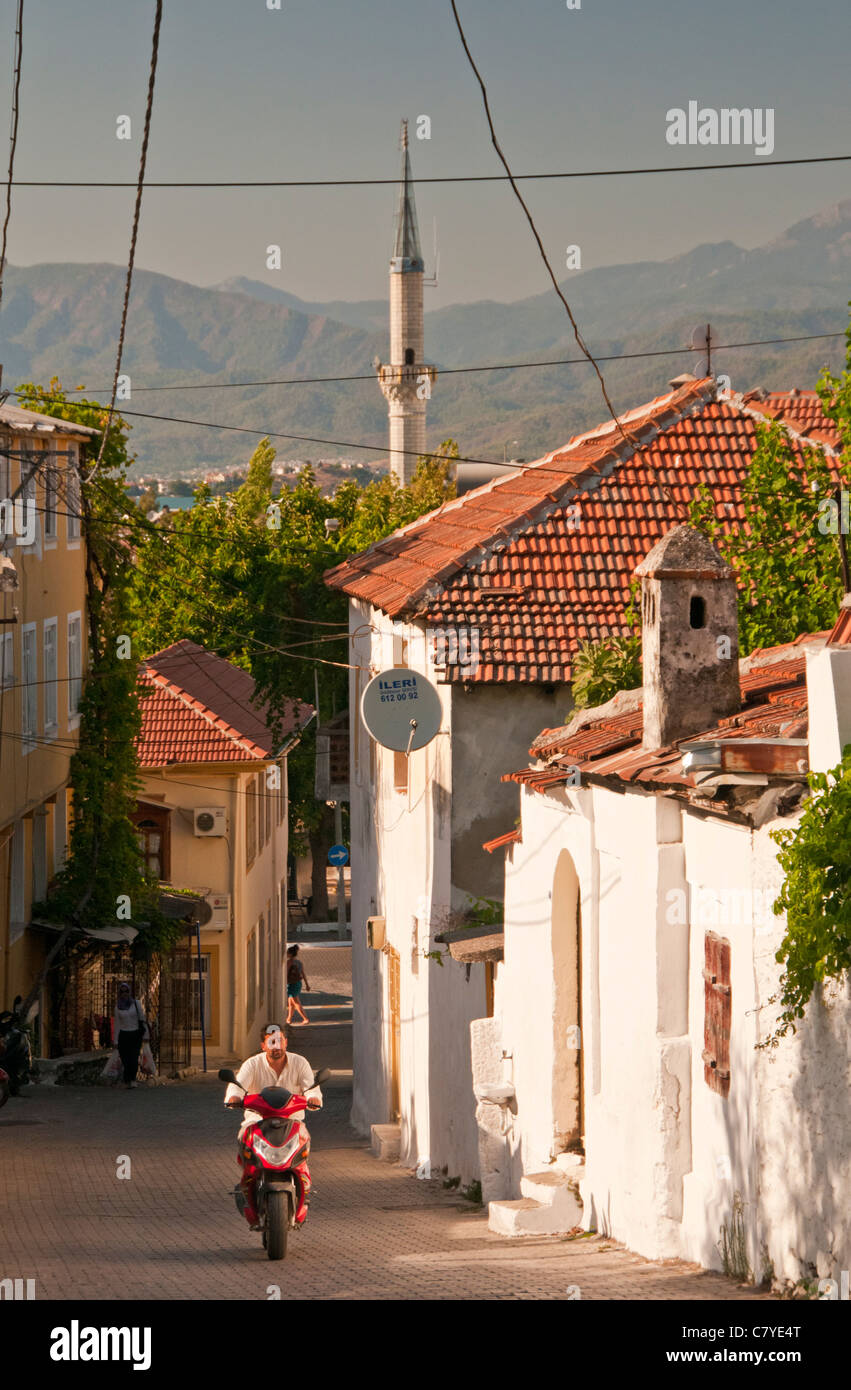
[1,200,850,476]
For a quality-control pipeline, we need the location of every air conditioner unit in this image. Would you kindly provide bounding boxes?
[205,893,230,931]
[194,807,227,837]
[367,916,386,950]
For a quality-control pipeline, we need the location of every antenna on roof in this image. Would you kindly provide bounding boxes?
[690,322,714,378]
[424,218,439,288]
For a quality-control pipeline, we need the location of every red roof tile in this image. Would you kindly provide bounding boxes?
[505,633,827,798]
[136,640,309,768]
[326,380,841,682]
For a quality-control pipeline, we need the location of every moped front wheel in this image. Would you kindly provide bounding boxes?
[266,1189,288,1261]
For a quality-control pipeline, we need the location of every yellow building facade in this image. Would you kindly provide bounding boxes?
[0,403,99,1039]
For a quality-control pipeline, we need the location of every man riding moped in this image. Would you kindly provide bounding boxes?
[223,1022,322,1229]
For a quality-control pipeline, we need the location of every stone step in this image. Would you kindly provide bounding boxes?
[370,1123,401,1162]
[520,1170,582,1205]
[489,1170,584,1236]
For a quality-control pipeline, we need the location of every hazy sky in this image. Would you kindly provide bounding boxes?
[1,0,849,308]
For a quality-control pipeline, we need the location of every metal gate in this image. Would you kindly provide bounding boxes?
[56,935,192,1069]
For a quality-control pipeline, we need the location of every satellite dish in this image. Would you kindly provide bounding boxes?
[360,667,443,752]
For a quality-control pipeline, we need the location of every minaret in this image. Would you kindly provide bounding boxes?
[376,120,436,486]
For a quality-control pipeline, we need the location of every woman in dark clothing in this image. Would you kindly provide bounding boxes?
[113,981,148,1088]
[285,946,310,1026]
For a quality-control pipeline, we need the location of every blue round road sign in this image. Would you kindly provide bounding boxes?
[328,844,349,867]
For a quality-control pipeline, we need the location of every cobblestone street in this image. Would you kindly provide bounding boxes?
[0,947,771,1302]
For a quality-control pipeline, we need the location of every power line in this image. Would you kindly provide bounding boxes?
[8,154,851,189]
[449,0,631,452]
[0,0,23,312]
[17,330,844,399]
[89,0,162,482]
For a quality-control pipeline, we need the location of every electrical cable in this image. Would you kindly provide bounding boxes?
[88,0,162,482]
[0,0,23,312]
[9,153,851,188]
[449,0,632,451]
[15,330,845,399]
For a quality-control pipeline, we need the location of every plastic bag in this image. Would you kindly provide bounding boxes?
[102,1049,122,1081]
[139,1042,157,1078]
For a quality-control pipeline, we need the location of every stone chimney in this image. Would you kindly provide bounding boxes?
[635,525,740,749]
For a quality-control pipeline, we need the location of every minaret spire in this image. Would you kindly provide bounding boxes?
[376,118,436,485]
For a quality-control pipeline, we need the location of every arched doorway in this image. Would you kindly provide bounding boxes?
[552,849,583,1154]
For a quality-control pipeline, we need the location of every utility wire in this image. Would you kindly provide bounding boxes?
[449,0,633,451]
[8,153,851,188]
[0,0,23,313]
[89,0,162,482]
[18,330,845,399]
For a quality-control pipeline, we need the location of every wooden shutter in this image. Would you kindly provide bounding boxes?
[702,931,731,1098]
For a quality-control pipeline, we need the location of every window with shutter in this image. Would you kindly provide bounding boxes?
[702,931,731,1098]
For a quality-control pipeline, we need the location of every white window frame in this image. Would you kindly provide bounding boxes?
[43,618,58,736]
[0,630,13,689]
[66,448,82,545]
[22,621,37,751]
[19,444,40,551]
[67,611,82,727]
[0,445,12,551]
[44,461,58,542]
[9,820,25,945]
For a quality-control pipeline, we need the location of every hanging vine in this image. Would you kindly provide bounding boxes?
[763,749,851,1046]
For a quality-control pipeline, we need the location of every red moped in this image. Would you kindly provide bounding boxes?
[219,1065,330,1260]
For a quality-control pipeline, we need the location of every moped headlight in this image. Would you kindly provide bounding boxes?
[252,1133,301,1167]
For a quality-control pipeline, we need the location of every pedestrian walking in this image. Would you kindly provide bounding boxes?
[286,946,310,1026]
[113,981,148,1088]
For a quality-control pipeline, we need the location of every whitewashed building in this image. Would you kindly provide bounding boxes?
[487,524,851,1287]
[325,377,843,1199]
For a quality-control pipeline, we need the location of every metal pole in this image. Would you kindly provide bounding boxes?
[195,924,207,1074]
[334,800,345,935]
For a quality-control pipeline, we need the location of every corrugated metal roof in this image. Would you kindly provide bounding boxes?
[0,403,99,436]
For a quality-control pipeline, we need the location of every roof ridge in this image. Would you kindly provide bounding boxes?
[142,666,270,761]
[726,390,839,458]
[328,377,718,616]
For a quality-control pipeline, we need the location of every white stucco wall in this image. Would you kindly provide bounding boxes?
[499,766,851,1282]
[751,818,851,1285]
[348,601,484,1180]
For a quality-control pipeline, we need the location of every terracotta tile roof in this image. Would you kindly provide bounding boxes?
[326,380,842,683]
[136,640,309,768]
[505,630,839,800]
[827,594,851,647]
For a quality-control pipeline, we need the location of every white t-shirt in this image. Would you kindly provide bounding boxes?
[115,1000,146,1036]
[224,1051,322,1137]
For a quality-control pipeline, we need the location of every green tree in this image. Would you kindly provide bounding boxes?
[688,418,843,654]
[765,749,851,1045]
[570,634,642,711]
[129,442,457,918]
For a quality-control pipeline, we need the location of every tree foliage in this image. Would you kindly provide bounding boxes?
[127,442,457,914]
[765,751,851,1045]
[570,634,642,712]
[688,419,845,655]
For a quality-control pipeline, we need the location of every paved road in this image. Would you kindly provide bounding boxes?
[0,1028,769,1301]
